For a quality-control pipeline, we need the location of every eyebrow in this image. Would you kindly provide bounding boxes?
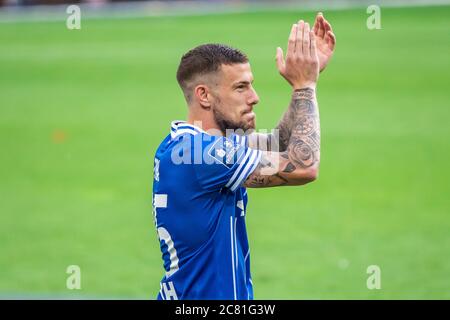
[232,80,254,88]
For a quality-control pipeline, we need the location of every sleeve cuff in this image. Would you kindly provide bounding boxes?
[226,148,262,192]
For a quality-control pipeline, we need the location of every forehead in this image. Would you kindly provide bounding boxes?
[219,63,253,84]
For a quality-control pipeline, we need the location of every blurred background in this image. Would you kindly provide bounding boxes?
[0,0,449,299]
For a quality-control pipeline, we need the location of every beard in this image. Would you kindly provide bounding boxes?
[212,99,255,135]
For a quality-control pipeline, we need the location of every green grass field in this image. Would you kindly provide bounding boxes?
[1,5,449,299]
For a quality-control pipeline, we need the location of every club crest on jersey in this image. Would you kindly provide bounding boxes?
[208,138,244,169]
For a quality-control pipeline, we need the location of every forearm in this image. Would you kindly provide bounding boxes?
[248,88,318,152]
[285,87,320,169]
[244,86,320,188]
[275,89,306,151]
[248,87,320,154]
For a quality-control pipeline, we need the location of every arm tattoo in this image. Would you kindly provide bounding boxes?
[287,88,320,168]
[244,87,320,188]
[244,159,289,187]
[275,88,317,151]
[287,96,320,168]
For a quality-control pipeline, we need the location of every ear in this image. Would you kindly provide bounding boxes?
[194,85,212,110]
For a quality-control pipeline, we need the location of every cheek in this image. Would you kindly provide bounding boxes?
[232,93,248,111]
[220,95,242,117]
[218,91,250,120]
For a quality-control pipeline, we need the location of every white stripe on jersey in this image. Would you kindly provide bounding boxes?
[171,128,199,139]
[234,217,238,269]
[226,148,253,189]
[230,216,237,300]
[230,150,261,191]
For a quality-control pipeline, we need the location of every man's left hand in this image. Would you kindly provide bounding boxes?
[313,12,336,72]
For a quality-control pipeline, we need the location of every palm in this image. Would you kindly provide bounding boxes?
[313,14,336,72]
[317,37,334,71]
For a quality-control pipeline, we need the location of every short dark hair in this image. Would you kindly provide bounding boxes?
[176,44,248,100]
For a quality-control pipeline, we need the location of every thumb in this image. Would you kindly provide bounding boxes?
[276,47,285,73]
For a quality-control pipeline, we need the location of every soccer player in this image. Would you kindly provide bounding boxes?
[152,14,336,300]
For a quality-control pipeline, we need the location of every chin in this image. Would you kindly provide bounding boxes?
[247,116,256,130]
[240,121,255,131]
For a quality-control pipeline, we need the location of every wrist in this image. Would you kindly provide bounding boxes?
[292,86,316,100]
[292,82,316,91]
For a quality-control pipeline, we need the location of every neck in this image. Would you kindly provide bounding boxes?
[187,108,223,136]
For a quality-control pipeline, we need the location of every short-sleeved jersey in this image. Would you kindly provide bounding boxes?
[152,120,262,300]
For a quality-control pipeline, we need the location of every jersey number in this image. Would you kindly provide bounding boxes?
[153,194,179,278]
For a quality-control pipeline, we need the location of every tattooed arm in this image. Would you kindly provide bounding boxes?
[244,20,321,188]
[244,87,319,187]
[248,88,315,152]
[248,13,334,152]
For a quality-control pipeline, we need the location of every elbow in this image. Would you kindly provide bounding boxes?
[291,165,319,185]
[303,166,319,183]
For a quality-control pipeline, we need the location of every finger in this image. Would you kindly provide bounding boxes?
[323,18,333,33]
[296,20,304,57]
[276,47,285,73]
[317,14,325,38]
[287,23,297,57]
[313,12,321,34]
[325,30,336,50]
[310,31,318,60]
[303,22,310,56]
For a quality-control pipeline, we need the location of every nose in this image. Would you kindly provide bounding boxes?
[248,86,260,106]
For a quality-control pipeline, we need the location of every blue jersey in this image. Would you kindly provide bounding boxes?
[152,121,262,300]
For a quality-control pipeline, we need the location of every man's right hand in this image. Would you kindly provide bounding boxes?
[276,20,319,90]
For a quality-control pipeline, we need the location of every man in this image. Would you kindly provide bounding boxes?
[152,13,336,300]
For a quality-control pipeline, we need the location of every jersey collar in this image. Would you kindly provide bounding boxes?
[170,120,207,139]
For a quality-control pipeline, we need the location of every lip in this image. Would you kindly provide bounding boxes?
[244,111,255,120]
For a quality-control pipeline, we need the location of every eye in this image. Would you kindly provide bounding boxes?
[236,85,246,91]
